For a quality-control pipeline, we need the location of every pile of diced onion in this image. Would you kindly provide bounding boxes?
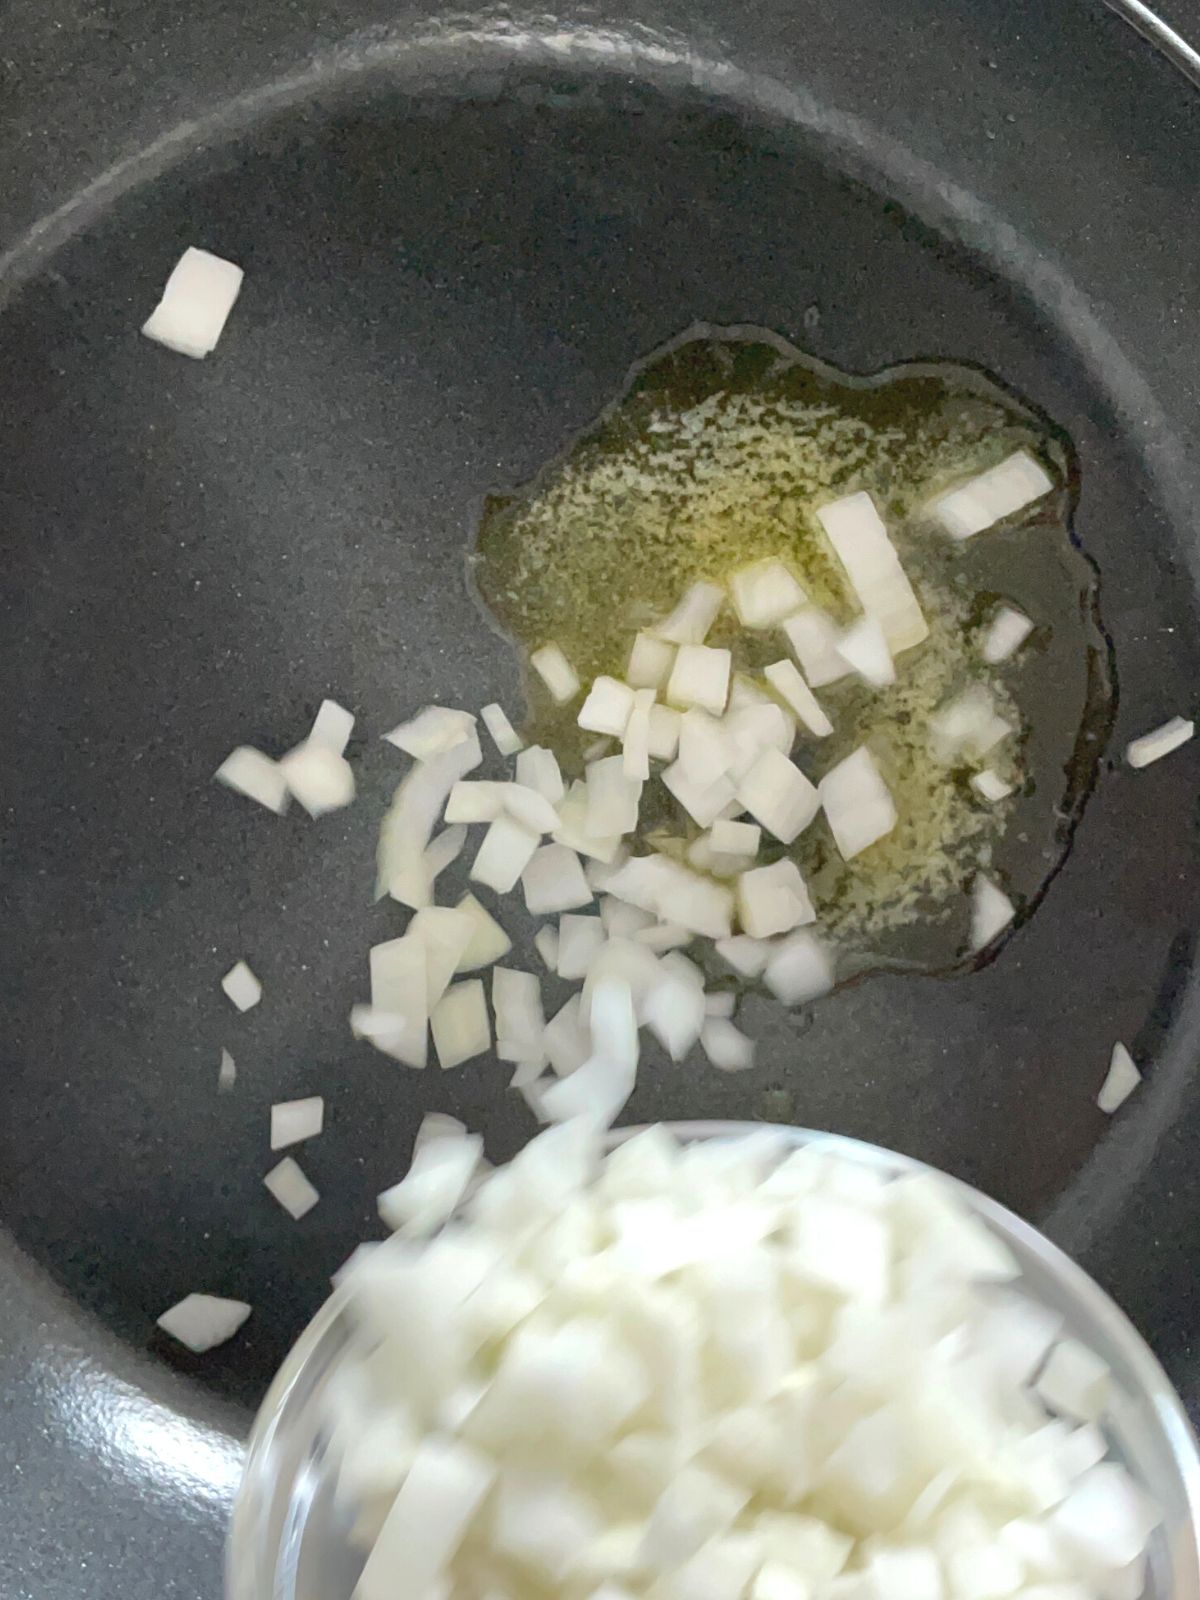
[329,1118,1160,1600]
[347,471,1060,1121]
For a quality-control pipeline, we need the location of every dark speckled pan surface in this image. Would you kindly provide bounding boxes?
[3,2,1200,1595]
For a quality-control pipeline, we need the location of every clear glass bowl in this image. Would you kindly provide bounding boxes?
[226,1124,1200,1600]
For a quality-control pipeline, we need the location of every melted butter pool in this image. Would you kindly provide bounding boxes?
[471,330,1112,977]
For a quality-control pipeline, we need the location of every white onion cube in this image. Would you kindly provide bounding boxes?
[701,1018,756,1072]
[530,644,581,703]
[579,676,637,737]
[280,742,355,817]
[471,815,541,894]
[586,754,643,837]
[736,748,820,843]
[981,606,1034,665]
[1097,1042,1141,1115]
[481,701,523,756]
[516,744,565,804]
[764,930,834,1004]
[971,874,1015,951]
[355,1436,495,1600]
[781,608,850,689]
[932,450,1054,539]
[668,645,733,715]
[557,913,606,979]
[141,246,243,358]
[215,746,289,814]
[738,858,816,938]
[221,960,261,1011]
[764,660,834,738]
[431,980,491,1069]
[383,705,477,760]
[1126,715,1194,769]
[836,616,896,688]
[522,843,593,914]
[264,1156,320,1219]
[647,705,683,761]
[730,559,808,628]
[628,632,676,689]
[270,1095,324,1150]
[657,581,725,645]
[1036,1338,1112,1423]
[157,1292,251,1352]
[816,491,928,652]
[819,746,897,859]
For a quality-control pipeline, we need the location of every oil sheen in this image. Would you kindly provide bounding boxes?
[471,329,1112,977]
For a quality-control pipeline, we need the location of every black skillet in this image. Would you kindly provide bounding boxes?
[3,1,1200,1595]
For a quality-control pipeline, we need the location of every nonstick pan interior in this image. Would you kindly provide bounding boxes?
[2,48,1199,1414]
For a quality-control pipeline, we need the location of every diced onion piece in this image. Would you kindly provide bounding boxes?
[605,855,733,939]
[736,748,820,843]
[355,1436,496,1600]
[628,632,676,689]
[724,702,796,778]
[141,246,243,358]
[377,735,483,908]
[781,608,850,689]
[156,1292,251,1352]
[971,874,1015,950]
[534,925,560,973]
[623,689,655,780]
[454,893,513,971]
[764,660,834,738]
[668,644,732,715]
[932,450,1054,540]
[410,906,477,1006]
[425,825,469,882]
[711,819,761,857]
[764,930,834,1004]
[481,702,523,756]
[221,960,261,1011]
[215,747,289,814]
[516,745,565,805]
[1126,715,1194,769]
[835,616,896,688]
[367,935,428,1066]
[554,781,623,863]
[701,1018,756,1072]
[1097,1042,1141,1115]
[471,815,541,894]
[663,760,737,829]
[431,980,491,1069]
[737,859,816,938]
[557,914,607,979]
[545,993,591,1077]
[643,972,707,1060]
[981,605,1034,665]
[816,491,928,653]
[309,698,354,754]
[531,644,581,703]
[217,1048,236,1092]
[264,1156,320,1219]
[270,1095,324,1150]
[929,686,1012,765]
[523,843,593,914]
[971,769,1014,804]
[384,706,477,760]
[1036,1338,1113,1423]
[501,784,561,836]
[819,746,897,860]
[280,741,355,816]
[580,676,637,738]
[541,1052,636,1126]
[656,581,725,645]
[730,560,808,628]
[586,755,644,837]
[445,781,505,824]
[379,1122,483,1233]
[601,898,655,937]
[589,977,640,1069]
[647,704,683,761]
[1048,1464,1159,1572]
[715,935,773,978]
[678,709,737,783]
